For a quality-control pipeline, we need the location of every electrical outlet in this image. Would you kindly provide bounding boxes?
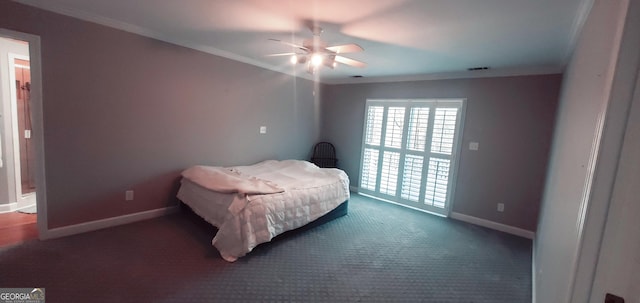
[469,142,479,151]
[125,190,134,201]
[259,126,267,134]
[497,203,504,212]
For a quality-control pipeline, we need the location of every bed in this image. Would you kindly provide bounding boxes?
[176,159,350,262]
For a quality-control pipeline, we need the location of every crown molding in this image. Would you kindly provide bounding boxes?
[13,0,316,82]
[321,65,564,85]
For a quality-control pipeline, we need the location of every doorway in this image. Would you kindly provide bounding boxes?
[0,37,35,211]
[0,29,46,243]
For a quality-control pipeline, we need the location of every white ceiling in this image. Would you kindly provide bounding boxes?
[15,0,590,84]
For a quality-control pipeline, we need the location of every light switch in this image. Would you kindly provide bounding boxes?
[259,126,267,134]
[125,190,134,201]
[469,142,479,151]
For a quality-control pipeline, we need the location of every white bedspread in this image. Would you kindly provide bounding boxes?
[181,165,284,195]
[179,160,350,262]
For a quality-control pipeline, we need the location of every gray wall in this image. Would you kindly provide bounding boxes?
[321,74,561,231]
[534,0,635,302]
[0,2,319,228]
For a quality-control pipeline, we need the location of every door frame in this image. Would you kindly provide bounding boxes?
[0,28,48,238]
[587,63,640,302]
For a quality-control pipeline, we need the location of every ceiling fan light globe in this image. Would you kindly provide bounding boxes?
[290,55,297,64]
[311,54,323,67]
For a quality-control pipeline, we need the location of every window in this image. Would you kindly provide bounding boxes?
[359,99,464,215]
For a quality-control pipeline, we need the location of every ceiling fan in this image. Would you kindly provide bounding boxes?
[267,26,366,74]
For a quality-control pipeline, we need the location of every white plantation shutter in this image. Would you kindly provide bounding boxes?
[401,155,424,202]
[361,106,384,191]
[365,106,384,146]
[360,148,379,190]
[360,99,464,216]
[424,158,450,208]
[431,108,458,155]
[384,107,405,148]
[406,107,429,151]
[380,151,400,195]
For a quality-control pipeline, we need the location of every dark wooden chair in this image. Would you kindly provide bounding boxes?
[311,142,338,168]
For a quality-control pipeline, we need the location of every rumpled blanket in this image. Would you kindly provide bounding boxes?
[181,165,284,195]
[180,160,350,261]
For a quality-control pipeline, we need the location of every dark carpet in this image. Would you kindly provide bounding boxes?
[0,194,531,302]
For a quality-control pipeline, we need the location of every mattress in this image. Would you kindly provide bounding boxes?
[177,160,350,262]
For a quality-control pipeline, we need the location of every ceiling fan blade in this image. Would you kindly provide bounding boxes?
[335,55,366,68]
[268,38,309,52]
[326,43,364,54]
[265,52,297,57]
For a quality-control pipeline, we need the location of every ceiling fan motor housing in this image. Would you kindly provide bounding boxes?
[268,25,365,74]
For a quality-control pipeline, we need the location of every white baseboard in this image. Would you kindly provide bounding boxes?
[450,212,535,239]
[0,202,18,213]
[41,206,180,240]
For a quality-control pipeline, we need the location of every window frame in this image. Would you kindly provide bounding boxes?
[358,99,467,216]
